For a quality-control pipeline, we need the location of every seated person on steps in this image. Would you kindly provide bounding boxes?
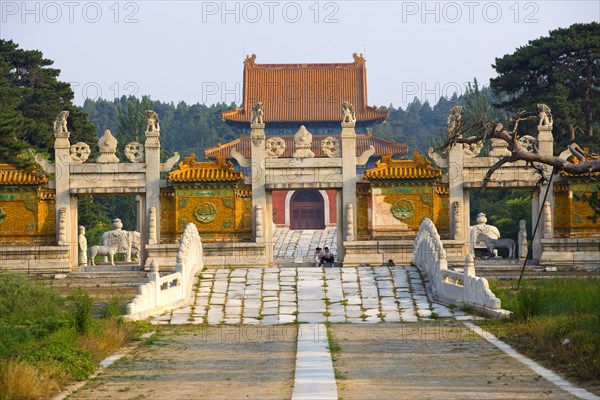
[319,247,335,267]
[314,247,322,267]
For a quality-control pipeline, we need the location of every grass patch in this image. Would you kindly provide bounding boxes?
[325,322,344,380]
[0,271,147,399]
[482,278,600,386]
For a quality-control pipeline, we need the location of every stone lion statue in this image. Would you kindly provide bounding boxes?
[54,111,69,135]
[537,104,553,126]
[447,105,462,134]
[341,101,356,124]
[250,102,264,124]
[145,110,160,132]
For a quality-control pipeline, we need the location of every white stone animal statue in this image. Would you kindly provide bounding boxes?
[341,101,356,124]
[145,110,160,132]
[100,228,129,262]
[250,102,264,124]
[54,110,69,135]
[100,219,141,263]
[477,233,515,259]
[127,231,141,261]
[89,245,117,266]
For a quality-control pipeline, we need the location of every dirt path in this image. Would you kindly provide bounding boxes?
[330,322,580,400]
[68,324,297,400]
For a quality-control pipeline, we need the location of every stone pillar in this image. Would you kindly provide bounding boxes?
[538,124,554,233]
[531,191,541,260]
[448,136,465,251]
[250,122,271,264]
[144,118,161,266]
[533,124,555,259]
[53,112,76,268]
[336,189,344,262]
[341,121,357,262]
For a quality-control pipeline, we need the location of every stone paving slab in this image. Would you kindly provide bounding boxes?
[291,323,337,400]
[153,266,463,325]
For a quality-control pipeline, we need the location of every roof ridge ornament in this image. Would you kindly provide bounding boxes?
[245,54,257,66]
[352,52,365,66]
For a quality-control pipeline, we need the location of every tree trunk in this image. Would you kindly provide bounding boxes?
[585,62,593,136]
[567,124,575,142]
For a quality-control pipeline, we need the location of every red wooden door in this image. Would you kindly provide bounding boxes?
[290,190,325,229]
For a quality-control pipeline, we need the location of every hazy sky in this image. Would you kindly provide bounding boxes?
[2,1,598,108]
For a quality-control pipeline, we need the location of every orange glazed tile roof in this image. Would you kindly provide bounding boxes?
[204,134,408,159]
[364,152,442,180]
[0,164,48,185]
[168,154,244,183]
[222,53,388,124]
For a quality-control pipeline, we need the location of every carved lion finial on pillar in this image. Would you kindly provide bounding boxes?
[250,102,264,124]
[54,111,70,137]
[145,110,160,133]
[341,101,356,124]
[537,104,553,126]
[447,105,462,136]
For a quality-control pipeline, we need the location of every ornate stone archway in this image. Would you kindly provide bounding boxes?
[36,111,179,269]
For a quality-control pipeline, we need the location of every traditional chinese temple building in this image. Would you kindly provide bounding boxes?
[207,54,408,229]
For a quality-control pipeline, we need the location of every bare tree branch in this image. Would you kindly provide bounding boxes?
[445,110,600,178]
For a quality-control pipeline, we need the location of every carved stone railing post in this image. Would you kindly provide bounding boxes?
[543,201,553,239]
[255,205,264,243]
[149,207,157,245]
[452,201,462,240]
[58,207,67,245]
[346,203,355,242]
[149,259,160,308]
[463,253,475,304]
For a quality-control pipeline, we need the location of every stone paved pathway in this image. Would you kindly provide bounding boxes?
[152,266,468,325]
[273,228,337,262]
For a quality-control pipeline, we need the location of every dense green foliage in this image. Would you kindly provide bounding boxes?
[470,189,532,242]
[84,95,460,158]
[491,22,600,150]
[492,278,600,319]
[83,97,243,159]
[485,279,600,383]
[0,40,96,167]
[0,272,149,398]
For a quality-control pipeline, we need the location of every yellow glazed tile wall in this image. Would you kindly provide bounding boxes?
[380,187,435,231]
[356,185,370,239]
[0,190,39,241]
[554,183,599,238]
